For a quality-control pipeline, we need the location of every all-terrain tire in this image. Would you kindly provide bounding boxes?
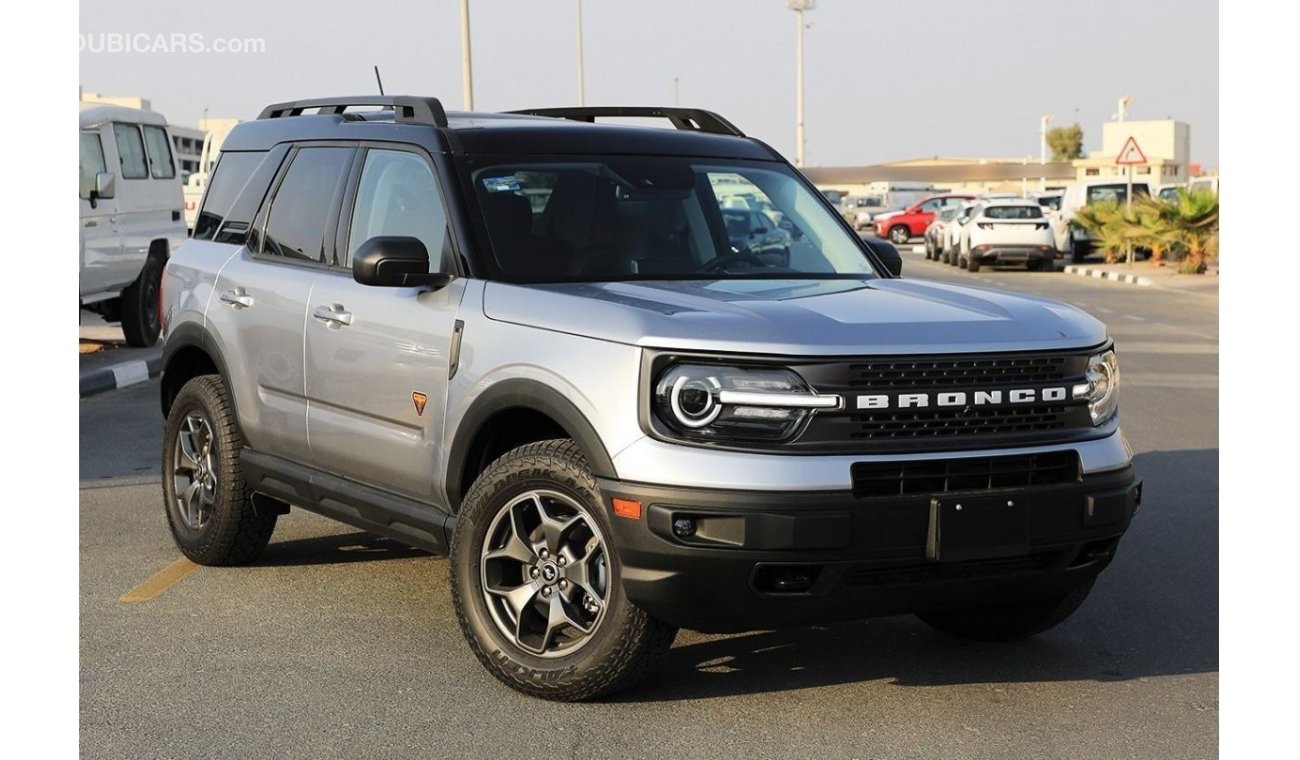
[162,375,277,565]
[121,254,164,347]
[451,439,677,701]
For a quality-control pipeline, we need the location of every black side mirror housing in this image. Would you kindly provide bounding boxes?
[352,236,452,288]
[861,238,903,277]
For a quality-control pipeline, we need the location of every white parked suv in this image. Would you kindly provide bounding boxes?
[79,104,187,346]
[958,199,1057,273]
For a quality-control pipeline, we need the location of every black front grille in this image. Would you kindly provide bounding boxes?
[842,552,1055,588]
[791,350,1099,454]
[849,404,1072,440]
[843,355,1069,391]
[850,451,1080,498]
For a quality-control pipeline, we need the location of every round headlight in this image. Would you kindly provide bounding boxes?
[1076,350,1120,425]
[669,375,722,428]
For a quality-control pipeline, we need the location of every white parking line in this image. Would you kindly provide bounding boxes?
[1122,314,1146,321]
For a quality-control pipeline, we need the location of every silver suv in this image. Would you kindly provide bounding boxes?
[159,97,1140,701]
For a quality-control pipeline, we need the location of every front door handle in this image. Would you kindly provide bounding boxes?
[312,304,354,327]
[219,289,254,309]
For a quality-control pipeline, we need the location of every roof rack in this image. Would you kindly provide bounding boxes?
[508,106,744,137]
[257,96,448,128]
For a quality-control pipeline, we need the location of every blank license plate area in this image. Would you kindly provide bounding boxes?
[928,494,1030,562]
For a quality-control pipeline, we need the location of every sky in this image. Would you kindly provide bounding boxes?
[78,0,1219,167]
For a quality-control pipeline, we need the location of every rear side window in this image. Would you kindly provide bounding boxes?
[261,147,353,263]
[113,124,148,179]
[193,151,265,241]
[80,133,107,198]
[984,205,1043,220]
[142,125,176,179]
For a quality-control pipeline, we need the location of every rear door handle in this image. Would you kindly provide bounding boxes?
[312,304,354,327]
[219,289,254,309]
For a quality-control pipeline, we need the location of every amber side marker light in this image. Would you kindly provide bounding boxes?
[612,498,642,519]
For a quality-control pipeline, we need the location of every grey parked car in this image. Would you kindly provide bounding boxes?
[159,97,1140,702]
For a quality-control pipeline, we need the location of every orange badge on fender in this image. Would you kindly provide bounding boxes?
[412,392,428,416]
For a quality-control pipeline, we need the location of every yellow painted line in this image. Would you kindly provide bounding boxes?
[119,558,199,603]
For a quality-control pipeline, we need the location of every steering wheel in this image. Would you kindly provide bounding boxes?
[698,250,766,273]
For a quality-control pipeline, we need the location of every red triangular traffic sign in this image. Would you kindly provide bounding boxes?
[1115,136,1148,165]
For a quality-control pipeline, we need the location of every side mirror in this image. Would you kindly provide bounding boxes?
[861,238,903,277]
[352,236,451,289]
[95,172,116,200]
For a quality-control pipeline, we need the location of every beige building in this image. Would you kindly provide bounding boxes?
[1072,119,1190,187]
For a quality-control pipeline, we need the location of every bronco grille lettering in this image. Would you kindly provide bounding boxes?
[855,387,1070,411]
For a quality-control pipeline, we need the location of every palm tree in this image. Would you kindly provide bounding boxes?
[1076,200,1138,265]
[1129,195,1181,266]
[1072,200,1124,263]
[1168,188,1219,274]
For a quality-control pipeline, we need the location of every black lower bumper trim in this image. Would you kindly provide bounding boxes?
[599,466,1139,632]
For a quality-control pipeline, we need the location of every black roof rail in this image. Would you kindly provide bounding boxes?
[257,96,448,128]
[507,106,744,137]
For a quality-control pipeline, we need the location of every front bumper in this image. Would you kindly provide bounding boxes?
[600,466,1140,632]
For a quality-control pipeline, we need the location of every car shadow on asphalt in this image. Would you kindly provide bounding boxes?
[250,531,430,567]
[614,448,1218,702]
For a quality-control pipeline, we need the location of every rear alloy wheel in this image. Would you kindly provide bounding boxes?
[889,225,911,245]
[451,439,676,701]
[162,375,277,565]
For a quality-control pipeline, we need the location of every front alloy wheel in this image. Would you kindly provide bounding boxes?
[480,489,610,657]
[451,439,677,701]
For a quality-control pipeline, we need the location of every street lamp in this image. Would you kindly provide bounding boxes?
[1116,94,1134,123]
[1040,114,1053,191]
[788,0,815,167]
[576,0,586,105]
[460,0,474,110]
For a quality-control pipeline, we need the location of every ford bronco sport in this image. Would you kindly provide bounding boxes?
[159,97,1140,701]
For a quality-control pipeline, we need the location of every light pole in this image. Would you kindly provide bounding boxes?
[576,0,586,105]
[460,0,474,110]
[1116,94,1133,123]
[788,0,815,167]
[1039,114,1053,191]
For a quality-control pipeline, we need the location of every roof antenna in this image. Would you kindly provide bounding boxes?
[374,65,385,96]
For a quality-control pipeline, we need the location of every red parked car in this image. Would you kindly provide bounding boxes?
[874,194,977,245]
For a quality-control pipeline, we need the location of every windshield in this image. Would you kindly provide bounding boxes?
[462,157,880,282]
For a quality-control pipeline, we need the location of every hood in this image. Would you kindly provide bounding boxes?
[482,278,1108,356]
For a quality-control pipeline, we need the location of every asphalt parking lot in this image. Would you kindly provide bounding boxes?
[80,254,1218,758]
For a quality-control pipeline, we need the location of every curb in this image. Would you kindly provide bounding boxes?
[1063,265,1152,287]
[80,353,163,398]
